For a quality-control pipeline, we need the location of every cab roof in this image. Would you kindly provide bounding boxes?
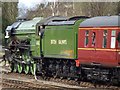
[47,16,89,26]
[80,16,120,27]
[37,16,68,26]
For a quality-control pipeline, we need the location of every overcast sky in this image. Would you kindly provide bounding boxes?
[18,0,55,9]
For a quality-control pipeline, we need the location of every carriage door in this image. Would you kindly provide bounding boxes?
[90,30,98,63]
[117,31,120,64]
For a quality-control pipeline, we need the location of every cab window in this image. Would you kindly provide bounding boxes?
[36,26,40,36]
[36,26,43,36]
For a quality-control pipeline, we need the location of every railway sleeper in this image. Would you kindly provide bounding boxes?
[81,66,120,86]
[110,68,120,85]
[81,66,110,82]
[42,59,79,80]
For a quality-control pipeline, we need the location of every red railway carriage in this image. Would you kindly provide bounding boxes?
[78,16,120,67]
[77,16,120,82]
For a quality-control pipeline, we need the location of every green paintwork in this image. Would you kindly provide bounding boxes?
[43,19,85,59]
[30,63,37,75]
[10,17,43,74]
[24,65,29,74]
[13,63,17,72]
[30,35,41,57]
[15,17,43,57]
[17,63,23,73]
[22,51,30,74]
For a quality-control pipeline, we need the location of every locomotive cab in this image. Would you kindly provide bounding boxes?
[36,25,45,36]
[36,25,45,57]
[36,16,68,57]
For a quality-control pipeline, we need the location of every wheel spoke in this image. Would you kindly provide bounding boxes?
[10,63,14,72]
[17,63,23,73]
[24,65,29,74]
[13,63,17,72]
[30,63,36,75]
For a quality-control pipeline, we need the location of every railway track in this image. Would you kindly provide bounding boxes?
[1,78,67,89]
[0,67,84,90]
[41,77,120,90]
[1,73,84,90]
[1,69,120,90]
[0,61,120,90]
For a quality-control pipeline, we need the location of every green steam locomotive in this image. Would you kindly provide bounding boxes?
[4,16,87,78]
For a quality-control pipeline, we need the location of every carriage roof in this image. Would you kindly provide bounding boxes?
[80,16,120,27]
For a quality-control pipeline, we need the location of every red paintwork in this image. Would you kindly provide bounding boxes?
[75,60,80,67]
[77,26,120,67]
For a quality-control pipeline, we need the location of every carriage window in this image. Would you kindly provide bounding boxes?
[117,32,120,47]
[92,32,96,46]
[111,30,116,36]
[111,30,116,48]
[102,30,107,48]
[84,30,89,47]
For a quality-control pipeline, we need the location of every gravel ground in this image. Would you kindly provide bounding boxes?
[0,74,84,89]
[0,66,87,90]
[0,66,113,90]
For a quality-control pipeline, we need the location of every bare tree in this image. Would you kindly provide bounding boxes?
[22,2,119,19]
[2,2,18,45]
[2,2,18,30]
[81,2,118,17]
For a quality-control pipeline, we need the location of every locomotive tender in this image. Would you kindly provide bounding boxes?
[4,15,120,84]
